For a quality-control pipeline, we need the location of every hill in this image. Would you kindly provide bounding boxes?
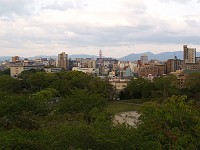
[119,51,183,61]
[1,51,200,62]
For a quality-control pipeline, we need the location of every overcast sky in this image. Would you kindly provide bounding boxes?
[0,0,200,57]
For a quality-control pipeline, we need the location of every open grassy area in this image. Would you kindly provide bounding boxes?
[118,99,155,104]
[106,102,141,114]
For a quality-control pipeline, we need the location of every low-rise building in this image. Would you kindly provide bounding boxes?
[44,67,62,73]
[138,64,165,77]
[184,63,200,70]
[176,74,187,88]
[165,56,183,74]
[72,67,99,75]
[10,64,45,77]
[119,66,134,78]
[109,78,131,92]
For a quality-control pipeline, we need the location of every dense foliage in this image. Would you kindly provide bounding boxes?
[0,70,199,149]
[138,95,200,149]
[121,73,200,102]
[185,72,200,101]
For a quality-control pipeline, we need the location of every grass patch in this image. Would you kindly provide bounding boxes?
[124,98,155,104]
[106,102,141,114]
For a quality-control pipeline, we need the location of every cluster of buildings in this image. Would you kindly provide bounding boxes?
[0,45,200,91]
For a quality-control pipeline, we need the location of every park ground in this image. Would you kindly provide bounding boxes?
[106,101,141,126]
[106,101,141,114]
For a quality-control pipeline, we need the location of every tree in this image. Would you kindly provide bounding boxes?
[0,68,10,75]
[28,72,59,92]
[0,129,47,150]
[35,88,59,101]
[137,95,200,149]
[54,71,114,99]
[53,71,92,96]
[57,89,107,122]
[0,75,21,93]
[18,69,45,92]
[88,76,115,100]
[0,94,52,130]
[185,72,200,101]
[18,69,44,82]
[120,78,153,99]
[153,75,179,100]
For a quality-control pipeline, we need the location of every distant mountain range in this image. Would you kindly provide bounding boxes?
[119,51,200,61]
[0,54,98,62]
[0,56,12,61]
[119,51,184,61]
[28,54,99,60]
[1,51,200,62]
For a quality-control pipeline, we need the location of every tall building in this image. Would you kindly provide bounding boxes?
[165,56,183,74]
[12,56,19,62]
[183,45,200,70]
[140,54,148,65]
[58,52,68,70]
[183,45,196,64]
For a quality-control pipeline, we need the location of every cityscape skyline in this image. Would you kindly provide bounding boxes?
[1,48,200,62]
[7,45,200,78]
[1,0,200,57]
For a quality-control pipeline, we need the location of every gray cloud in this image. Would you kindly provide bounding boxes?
[185,19,200,27]
[27,22,200,47]
[0,0,34,17]
[41,0,86,11]
[1,18,200,51]
[123,1,146,14]
[0,0,200,57]
[159,0,190,3]
[42,2,75,11]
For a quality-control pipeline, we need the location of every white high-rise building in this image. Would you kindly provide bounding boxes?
[183,45,196,64]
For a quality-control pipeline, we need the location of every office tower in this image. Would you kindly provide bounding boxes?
[12,56,19,62]
[58,52,68,70]
[140,54,148,65]
[183,45,196,64]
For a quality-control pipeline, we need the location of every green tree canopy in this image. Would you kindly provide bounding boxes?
[0,68,10,75]
[153,75,179,100]
[138,95,200,149]
[0,94,52,130]
[120,78,153,99]
[185,72,200,101]
[58,89,107,116]
[0,75,21,93]
[28,72,59,92]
